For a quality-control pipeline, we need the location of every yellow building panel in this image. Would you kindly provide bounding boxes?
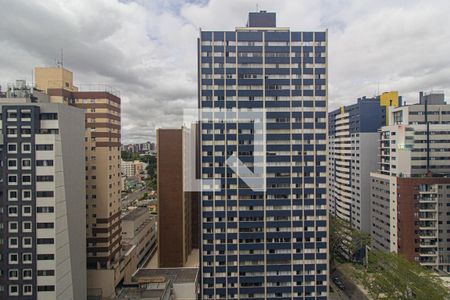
[380,91,400,125]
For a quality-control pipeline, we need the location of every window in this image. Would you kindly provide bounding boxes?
[7,110,17,119]
[22,174,32,184]
[9,253,18,264]
[9,238,18,248]
[36,144,53,151]
[8,269,18,280]
[40,113,58,120]
[20,110,31,118]
[23,253,32,264]
[22,159,31,169]
[37,222,54,229]
[23,237,32,248]
[7,127,17,136]
[37,270,54,276]
[8,206,18,216]
[37,207,54,213]
[8,190,18,201]
[8,175,17,185]
[23,269,32,280]
[22,206,32,216]
[36,191,54,198]
[9,285,18,296]
[7,159,17,170]
[23,222,32,232]
[21,127,31,136]
[7,143,17,153]
[8,222,18,233]
[37,238,54,245]
[37,254,54,260]
[36,160,53,166]
[36,176,54,182]
[22,143,31,153]
[22,190,31,201]
[23,285,32,295]
[37,285,55,292]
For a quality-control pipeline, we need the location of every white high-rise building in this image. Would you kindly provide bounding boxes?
[370,92,450,272]
[0,81,86,299]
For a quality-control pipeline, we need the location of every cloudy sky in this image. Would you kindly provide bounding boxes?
[1,0,450,143]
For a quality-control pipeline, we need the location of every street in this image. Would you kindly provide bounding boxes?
[121,188,149,209]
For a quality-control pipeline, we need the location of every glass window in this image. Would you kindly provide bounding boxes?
[8,175,17,185]
[23,222,32,232]
[7,159,17,169]
[22,206,32,216]
[9,285,18,296]
[7,143,17,153]
[22,143,31,153]
[8,222,18,233]
[23,269,32,280]
[23,285,32,295]
[8,190,18,201]
[22,253,32,264]
[8,206,18,216]
[8,253,18,264]
[8,269,18,280]
[22,174,32,184]
[22,159,31,169]
[22,190,32,201]
[8,237,18,248]
[23,237,32,248]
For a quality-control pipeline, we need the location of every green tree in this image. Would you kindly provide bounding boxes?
[121,150,140,161]
[330,215,348,267]
[349,229,371,262]
[353,251,449,300]
[330,215,371,266]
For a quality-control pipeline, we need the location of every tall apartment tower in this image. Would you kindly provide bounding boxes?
[328,93,400,232]
[35,67,123,297]
[0,81,86,299]
[198,11,328,299]
[157,127,199,268]
[370,92,450,271]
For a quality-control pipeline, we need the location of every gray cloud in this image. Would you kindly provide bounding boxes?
[1,0,449,143]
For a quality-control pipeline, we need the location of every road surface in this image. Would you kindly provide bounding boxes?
[121,188,148,209]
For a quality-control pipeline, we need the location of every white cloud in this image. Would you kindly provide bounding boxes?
[0,0,449,142]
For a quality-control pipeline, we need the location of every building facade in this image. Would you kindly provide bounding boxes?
[198,11,328,299]
[121,207,157,268]
[157,128,195,268]
[328,94,400,232]
[0,81,86,299]
[35,67,123,298]
[370,92,450,271]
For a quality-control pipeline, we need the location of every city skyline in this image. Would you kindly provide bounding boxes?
[1,2,450,299]
[1,0,450,143]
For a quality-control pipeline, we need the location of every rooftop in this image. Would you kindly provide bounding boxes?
[133,268,199,284]
[122,207,153,221]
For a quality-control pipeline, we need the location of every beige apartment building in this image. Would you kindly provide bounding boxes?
[35,66,124,298]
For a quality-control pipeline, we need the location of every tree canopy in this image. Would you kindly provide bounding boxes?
[353,251,450,300]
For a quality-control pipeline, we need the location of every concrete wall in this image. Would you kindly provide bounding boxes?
[57,104,86,300]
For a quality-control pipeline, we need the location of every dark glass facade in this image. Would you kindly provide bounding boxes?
[198,12,328,300]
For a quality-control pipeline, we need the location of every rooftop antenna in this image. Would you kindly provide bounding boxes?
[256,3,259,11]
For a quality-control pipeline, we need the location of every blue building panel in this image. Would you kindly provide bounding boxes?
[199,11,328,299]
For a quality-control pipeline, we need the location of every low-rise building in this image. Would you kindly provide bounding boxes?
[116,268,199,300]
[122,207,157,269]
